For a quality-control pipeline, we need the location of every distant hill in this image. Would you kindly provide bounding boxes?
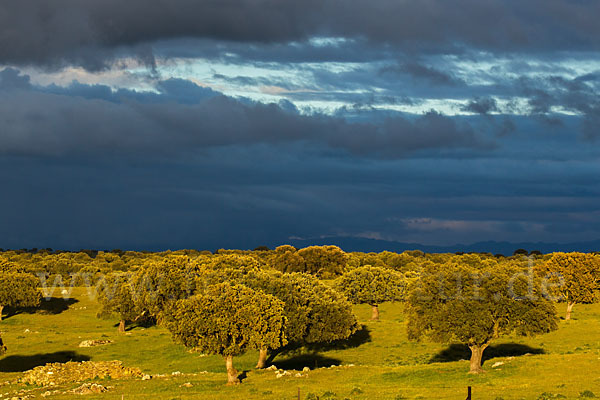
[277,237,600,256]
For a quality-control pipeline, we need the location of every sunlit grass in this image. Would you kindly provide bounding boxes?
[0,288,599,399]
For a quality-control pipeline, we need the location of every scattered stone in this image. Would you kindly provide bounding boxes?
[141,375,151,380]
[21,361,143,386]
[171,371,182,376]
[266,365,277,371]
[186,348,208,357]
[70,383,111,395]
[275,370,290,378]
[181,382,193,388]
[23,329,30,333]
[294,373,303,378]
[302,367,310,372]
[492,361,505,368]
[78,339,113,348]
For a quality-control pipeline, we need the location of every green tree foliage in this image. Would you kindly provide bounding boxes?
[165,283,287,384]
[335,266,405,320]
[536,252,600,320]
[253,246,271,252]
[96,273,141,333]
[195,254,264,278]
[275,245,297,253]
[296,245,348,278]
[407,262,558,373]
[0,271,41,355]
[130,254,263,324]
[194,265,358,368]
[379,251,422,272]
[246,271,358,368]
[0,272,41,321]
[271,248,306,274]
[130,256,196,321]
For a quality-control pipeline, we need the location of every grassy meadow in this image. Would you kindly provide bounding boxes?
[0,288,599,399]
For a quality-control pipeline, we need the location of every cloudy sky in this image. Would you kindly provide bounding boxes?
[1,0,599,251]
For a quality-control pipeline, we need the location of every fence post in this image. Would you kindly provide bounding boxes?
[465,386,472,400]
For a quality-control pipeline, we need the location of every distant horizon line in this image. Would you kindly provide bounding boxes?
[1,236,599,256]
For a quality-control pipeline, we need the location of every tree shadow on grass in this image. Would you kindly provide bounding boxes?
[430,343,545,364]
[125,317,157,331]
[0,351,90,372]
[4,298,79,320]
[264,324,370,370]
[267,353,342,371]
[238,370,250,383]
[305,324,372,352]
[271,324,371,359]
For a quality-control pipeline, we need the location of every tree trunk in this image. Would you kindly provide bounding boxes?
[0,305,4,322]
[0,333,5,356]
[118,319,126,333]
[468,344,488,374]
[370,304,380,320]
[256,347,268,369]
[225,355,239,385]
[565,301,575,321]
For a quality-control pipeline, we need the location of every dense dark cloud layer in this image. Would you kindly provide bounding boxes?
[1,64,600,249]
[0,68,488,159]
[1,142,599,251]
[2,0,600,68]
[2,0,600,250]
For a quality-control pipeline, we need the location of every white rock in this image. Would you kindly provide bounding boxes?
[491,361,504,368]
[302,367,310,372]
[141,375,151,380]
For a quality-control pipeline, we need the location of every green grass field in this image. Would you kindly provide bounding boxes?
[1,288,599,399]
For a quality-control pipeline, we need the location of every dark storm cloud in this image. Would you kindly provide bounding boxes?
[156,37,392,65]
[0,69,489,159]
[2,141,599,250]
[507,73,600,138]
[1,70,600,249]
[43,78,218,105]
[0,67,31,89]
[211,73,304,92]
[379,62,461,86]
[462,98,499,115]
[2,0,600,68]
